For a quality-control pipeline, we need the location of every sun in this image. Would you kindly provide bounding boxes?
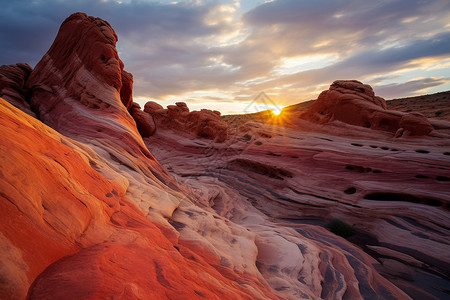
[272,107,282,116]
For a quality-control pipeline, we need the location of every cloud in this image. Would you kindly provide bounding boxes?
[236,0,450,71]
[217,31,450,103]
[1,0,449,112]
[0,0,221,65]
[0,0,245,97]
[373,77,450,99]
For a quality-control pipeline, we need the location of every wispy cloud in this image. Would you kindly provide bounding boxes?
[374,77,450,98]
[1,0,449,112]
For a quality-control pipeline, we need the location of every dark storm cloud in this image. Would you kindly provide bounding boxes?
[242,0,449,53]
[0,1,61,65]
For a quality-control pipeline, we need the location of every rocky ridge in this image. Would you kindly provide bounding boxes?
[387,91,450,120]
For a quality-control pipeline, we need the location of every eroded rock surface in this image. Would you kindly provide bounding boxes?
[146,110,450,299]
[0,63,35,116]
[1,12,449,300]
[0,98,285,300]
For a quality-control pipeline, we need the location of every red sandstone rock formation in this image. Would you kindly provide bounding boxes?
[145,101,228,142]
[26,13,135,136]
[1,11,448,300]
[0,63,35,116]
[0,99,281,300]
[146,110,450,299]
[301,80,436,137]
[398,112,434,136]
[0,12,283,300]
[26,12,176,190]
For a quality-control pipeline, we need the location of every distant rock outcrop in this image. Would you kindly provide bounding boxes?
[144,100,164,114]
[144,101,228,142]
[301,80,435,136]
[0,63,35,116]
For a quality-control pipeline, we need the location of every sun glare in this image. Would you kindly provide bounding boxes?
[272,107,282,116]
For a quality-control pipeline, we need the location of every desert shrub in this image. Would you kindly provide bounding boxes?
[255,141,263,145]
[327,218,354,238]
[244,134,251,141]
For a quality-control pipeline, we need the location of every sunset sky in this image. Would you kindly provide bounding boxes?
[1,0,449,114]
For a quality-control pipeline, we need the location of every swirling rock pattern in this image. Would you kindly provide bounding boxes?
[145,109,450,299]
[0,98,282,300]
[1,12,449,300]
[0,12,281,300]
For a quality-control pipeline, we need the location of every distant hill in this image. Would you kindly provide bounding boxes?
[223,90,450,124]
[386,90,450,121]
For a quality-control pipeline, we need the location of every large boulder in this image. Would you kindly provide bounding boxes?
[143,101,164,114]
[301,80,435,136]
[399,112,434,136]
[188,109,228,142]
